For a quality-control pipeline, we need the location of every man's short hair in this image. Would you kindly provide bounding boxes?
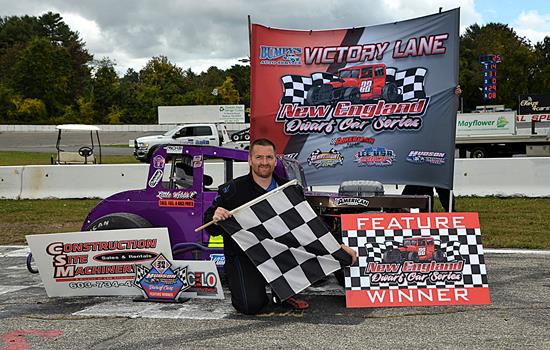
[250,138,276,153]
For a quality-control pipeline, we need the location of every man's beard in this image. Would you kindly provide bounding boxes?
[254,166,272,178]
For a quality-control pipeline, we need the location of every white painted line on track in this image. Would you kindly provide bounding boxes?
[484,248,550,255]
[0,286,29,296]
[0,247,31,257]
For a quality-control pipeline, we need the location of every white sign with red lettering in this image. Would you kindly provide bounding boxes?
[342,212,490,308]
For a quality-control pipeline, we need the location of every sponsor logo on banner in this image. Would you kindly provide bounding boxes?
[331,136,376,149]
[342,212,491,308]
[134,253,190,301]
[260,46,302,65]
[406,150,446,165]
[335,197,370,207]
[354,146,395,167]
[517,114,550,123]
[307,149,344,168]
[152,155,165,169]
[148,169,163,187]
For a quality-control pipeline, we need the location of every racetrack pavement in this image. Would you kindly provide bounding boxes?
[0,246,549,349]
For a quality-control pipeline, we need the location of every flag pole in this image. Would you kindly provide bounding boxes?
[194,179,298,232]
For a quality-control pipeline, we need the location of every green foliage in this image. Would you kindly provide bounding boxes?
[218,76,240,104]
[8,96,47,123]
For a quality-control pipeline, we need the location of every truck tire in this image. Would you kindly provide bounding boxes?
[382,83,399,102]
[343,87,361,104]
[231,134,240,142]
[470,147,487,158]
[87,213,152,231]
[244,133,250,141]
[145,146,160,162]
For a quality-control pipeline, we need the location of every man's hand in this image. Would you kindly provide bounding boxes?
[213,207,232,222]
[455,84,462,96]
[341,244,357,265]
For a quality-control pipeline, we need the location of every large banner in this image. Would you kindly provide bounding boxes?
[251,9,460,188]
[341,212,490,308]
[518,94,550,122]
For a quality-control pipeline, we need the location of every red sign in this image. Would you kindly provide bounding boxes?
[342,212,490,308]
[158,200,194,208]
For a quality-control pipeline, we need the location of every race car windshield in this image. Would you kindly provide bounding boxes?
[339,69,359,78]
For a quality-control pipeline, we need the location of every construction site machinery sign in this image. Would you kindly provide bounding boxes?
[342,212,490,308]
[250,9,460,188]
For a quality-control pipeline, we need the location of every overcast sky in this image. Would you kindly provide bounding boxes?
[1,0,548,74]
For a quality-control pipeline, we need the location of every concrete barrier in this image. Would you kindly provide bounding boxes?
[0,157,549,199]
[0,166,23,199]
[19,164,148,199]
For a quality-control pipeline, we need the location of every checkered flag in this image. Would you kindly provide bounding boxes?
[439,241,462,262]
[365,243,385,262]
[133,264,148,288]
[280,72,340,105]
[217,181,352,301]
[386,67,427,101]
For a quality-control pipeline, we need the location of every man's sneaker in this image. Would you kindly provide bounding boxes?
[272,295,309,310]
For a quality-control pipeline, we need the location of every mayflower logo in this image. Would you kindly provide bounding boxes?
[496,116,509,128]
[307,149,344,168]
[335,197,370,207]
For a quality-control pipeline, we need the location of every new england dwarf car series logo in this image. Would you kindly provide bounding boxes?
[307,149,344,168]
[406,150,446,165]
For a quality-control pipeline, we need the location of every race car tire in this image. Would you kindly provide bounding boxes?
[383,249,401,263]
[306,84,332,105]
[343,87,361,104]
[408,252,420,262]
[433,249,446,262]
[382,83,399,102]
[231,134,240,142]
[87,213,152,231]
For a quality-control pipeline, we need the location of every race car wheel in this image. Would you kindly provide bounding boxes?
[382,83,399,102]
[433,249,446,262]
[231,134,240,142]
[343,87,361,104]
[87,213,152,231]
[306,85,332,105]
[383,249,401,263]
[408,252,420,262]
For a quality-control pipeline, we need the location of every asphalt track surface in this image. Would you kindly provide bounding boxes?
[0,246,549,349]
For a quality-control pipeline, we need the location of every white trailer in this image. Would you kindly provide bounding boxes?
[158,105,245,124]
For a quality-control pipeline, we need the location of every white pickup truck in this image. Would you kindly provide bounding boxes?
[132,123,249,161]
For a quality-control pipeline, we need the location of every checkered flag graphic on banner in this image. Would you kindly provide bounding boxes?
[386,67,427,101]
[217,184,352,301]
[440,241,462,262]
[133,264,148,288]
[280,72,340,105]
[343,228,487,290]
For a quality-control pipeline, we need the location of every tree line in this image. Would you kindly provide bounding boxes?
[0,12,548,125]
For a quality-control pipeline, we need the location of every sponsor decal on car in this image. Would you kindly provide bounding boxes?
[260,46,302,66]
[158,199,195,208]
[156,191,197,200]
[307,149,344,168]
[354,146,395,167]
[335,197,370,207]
[152,155,165,169]
[148,169,163,187]
[192,155,203,168]
[406,150,446,165]
[165,145,183,154]
[209,254,225,266]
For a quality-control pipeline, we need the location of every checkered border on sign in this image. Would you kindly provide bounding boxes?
[342,228,488,290]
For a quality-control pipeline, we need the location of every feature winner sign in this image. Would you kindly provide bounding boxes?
[341,212,490,307]
[251,9,460,188]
